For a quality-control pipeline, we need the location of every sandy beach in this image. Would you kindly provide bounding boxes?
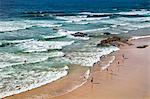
[6,37,150,99]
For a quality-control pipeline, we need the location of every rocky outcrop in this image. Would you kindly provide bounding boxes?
[97,36,131,47]
[52,27,59,31]
[71,32,88,37]
[103,32,111,35]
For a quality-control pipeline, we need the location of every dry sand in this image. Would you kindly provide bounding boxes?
[6,37,150,99]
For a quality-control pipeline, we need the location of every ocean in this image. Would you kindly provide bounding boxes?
[0,0,150,98]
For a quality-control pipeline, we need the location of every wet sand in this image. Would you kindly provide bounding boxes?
[53,37,150,99]
[6,37,150,99]
[6,65,89,99]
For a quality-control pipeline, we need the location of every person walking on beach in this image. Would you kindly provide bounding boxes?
[122,54,128,59]
[91,77,93,83]
[122,54,125,59]
[106,68,109,71]
[91,77,94,90]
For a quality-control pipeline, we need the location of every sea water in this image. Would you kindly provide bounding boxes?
[0,0,150,98]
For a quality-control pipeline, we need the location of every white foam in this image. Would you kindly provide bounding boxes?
[84,69,90,79]
[129,23,150,29]
[0,20,62,32]
[0,21,32,32]
[1,39,34,44]
[57,29,75,35]
[36,23,62,28]
[0,66,68,98]
[25,20,62,28]
[101,56,115,70]
[117,10,150,15]
[79,28,109,33]
[67,35,90,40]
[0,42,2,46]
[0,52,65,68]
[41,35,66,39]
[131,35,150,40]
[101,17,150,31]
[15,40,74,52]
[79,12,111,15]
[74,21,90,25]
[68,46,119,67]
[101,19,130,26]
[117,17,150,22]
[56,15,109,23]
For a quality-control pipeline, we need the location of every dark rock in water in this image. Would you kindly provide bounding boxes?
[87,14,111,17]
[52,27,59,31]
[137,45,148,48]
[0,43,11,47]
[103,32,111,35]
[118,14,145,17]
[72,32,88,37]
[97,36,130,47]
[144,20,149,22]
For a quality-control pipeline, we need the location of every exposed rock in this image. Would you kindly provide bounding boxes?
[0,43,11,47]
[97,36,131,47]
[71,32,88,37]
[52,27,59,31]
[137,45,148,48]
[103,32,111,35]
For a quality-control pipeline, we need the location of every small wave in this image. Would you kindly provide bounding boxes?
[36,24,62,28]
[57,29,76,35]
[0,65,68,98]
[67,35,90,40]
[0,52,65,69]
[79,12,112,16]
[101,56,115,70]
[117,10,150,16]
[15,40,74,52]
[100,19,130,26]
[56,15,109,23]
[117,17,150,22]
[0,20,62,32]
[67,46,119,67]
[0,39,34,47]
[41,35,66,40]
[130,35,150,40]
[129,23,150,29]
[0,21,33,32]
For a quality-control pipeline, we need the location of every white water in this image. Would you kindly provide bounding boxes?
[0,66,69,98]
[68,46,119,67]
[131,35,150,40]
[15,40,74,52]
[0,52,65,68]
[0,20,62,32]
[0,9,149,98]
[101,56,116,70]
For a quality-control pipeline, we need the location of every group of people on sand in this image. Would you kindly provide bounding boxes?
[89,54,127,89]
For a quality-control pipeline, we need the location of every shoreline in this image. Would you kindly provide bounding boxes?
[6,36,150,99]
[53,37,150,99]
[6,64,90,99]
